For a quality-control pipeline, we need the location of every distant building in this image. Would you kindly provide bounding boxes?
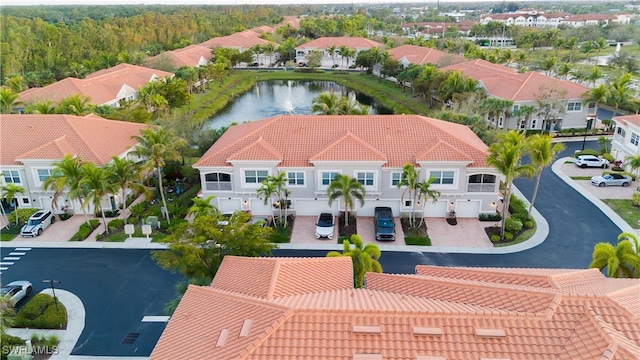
[611,114,640,164]
[295,37,385,67]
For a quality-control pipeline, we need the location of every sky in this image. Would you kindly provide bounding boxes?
[3,0,503,6]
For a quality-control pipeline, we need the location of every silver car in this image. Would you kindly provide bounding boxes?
[0,281,33,305]
[590,173,632,187]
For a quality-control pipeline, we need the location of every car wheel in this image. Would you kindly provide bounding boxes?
[26,286,32,296]
[580,164,587,168]
[37,228,43,236]
[623,182,630,187]
[602,164,606,169]
[51,216,56,224]
[598,182,605,187]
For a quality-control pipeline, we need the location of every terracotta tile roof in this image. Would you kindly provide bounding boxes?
[613,114,640,128]
[151,257,640,360]
[296,37,385,50]
[440,59,589,101]
[248,25,275,34]
[0,114,146,166]
[194,115,489,169]
[143,44,212,68]
[279,16,301,29]
[564,14,616,21]
[387,45,464,67]
[199,30,274,49]
[18,64,171,106]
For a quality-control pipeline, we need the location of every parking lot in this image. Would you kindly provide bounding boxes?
[561,163,636,200]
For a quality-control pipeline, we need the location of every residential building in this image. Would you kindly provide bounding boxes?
[193,115,500,218]
[611,114,640,164]
[198,30,279,66]
[17,64,172,109]
[387,44,464,68]
[562,13,632,27]
[480,12,568,28]
[440,59,593,131]
[295,37,385,67]
[402,21,475,38]
[143,44,213,70]
[151,255,640,359]
[0,114,146,213]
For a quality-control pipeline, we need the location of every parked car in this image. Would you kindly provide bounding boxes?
[0,281,33,305]
[20,210,55,237]
[374,207,395,241]
[575,155,609,169]
[250,216,270,227]
[590,173,632,187]
[315,212,335,239]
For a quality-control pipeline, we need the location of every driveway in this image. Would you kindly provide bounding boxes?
[290,216,337,244]
[11,214,88,242]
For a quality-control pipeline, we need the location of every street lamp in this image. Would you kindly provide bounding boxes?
[42,279,60,311]
[582,115,596,151]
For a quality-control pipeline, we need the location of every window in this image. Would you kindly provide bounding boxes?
[519,120,526,130]
[356,172,374,186]
[391,172,402,186]
[3,170,20,184]
[204,172,232,191]
[631,133,639,146]
[321,172,339,186]
[567,101,581,112]
[467,174,497,192]
[512,104,520,112]
[498,117,503,127]
[287,172,305,186]
[618,127,627,137]
[244,170,268,184]
[430,171,454,185]
[37,169,52,182]
[531,119,537,129]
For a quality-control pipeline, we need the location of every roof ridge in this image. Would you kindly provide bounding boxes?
[196,285,292,311]
[266,261,281,300]
[238,309,295,359]
[416,265,555,287]
[510,72,534,101]
[227,135,283,162]
[548,268,602,289]
[310,130,387,161]
[416,138,472,162]
[65,115,105,163]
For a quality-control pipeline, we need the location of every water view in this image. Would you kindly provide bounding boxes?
[204,80,392,129]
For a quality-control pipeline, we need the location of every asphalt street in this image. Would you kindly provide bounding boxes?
[0,248,183,356]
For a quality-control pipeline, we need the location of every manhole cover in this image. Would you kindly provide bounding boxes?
[122,332,140,344]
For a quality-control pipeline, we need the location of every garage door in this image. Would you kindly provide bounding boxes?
[218,198,242,213]
[40,197,68,214]
[294,199,338,216]
[455,200,481,218]
[423,200,448,218]
[359,201,400,217]
[249,199,272,216]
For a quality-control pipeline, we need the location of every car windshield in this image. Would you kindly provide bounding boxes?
[377,219,394,227]
[27,219,41,226]
[603,175,614,180]
[317,215,333,227]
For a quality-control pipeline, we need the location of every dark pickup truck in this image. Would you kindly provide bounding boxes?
[374,207,395,241]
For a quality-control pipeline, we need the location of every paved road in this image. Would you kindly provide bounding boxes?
[275,140,623,273]
[0,248,183,357]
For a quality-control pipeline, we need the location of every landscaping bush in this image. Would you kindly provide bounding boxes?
[58,212,73,221]
[574,149,599,158]
[8,207,39,226]
[509,195,529,221]
[102,209,119,218]
[612,166,624,172]
[479,212,502,221]
[108,218,125,232]
[633,192,640,207]
[13,294,67,329]
[69,219,100,241]
[601,153,614,162]
[524,220,533,229]
[167,218,188,232]
[127,217,138,225]
[1,334,24,360]
[505,217,523,233]
[503,232,514,241]
[490,234,501,243]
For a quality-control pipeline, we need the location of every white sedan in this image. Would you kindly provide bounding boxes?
[590,174,632,187]
[1,281,33,305]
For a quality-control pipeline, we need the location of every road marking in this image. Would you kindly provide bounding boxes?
[0,267,7,271]
[9,252,26,256]
[0,262,14,266]
[141,316,170,322]
[15,248,31,251]
[3,257,20,261]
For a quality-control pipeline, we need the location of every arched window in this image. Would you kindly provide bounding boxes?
[467,174,496,192]
[205,172,232,191]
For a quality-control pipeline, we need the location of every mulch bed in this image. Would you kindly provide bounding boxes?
[400,218,428,237]
[484,225,525,245]
[338,212,357,238]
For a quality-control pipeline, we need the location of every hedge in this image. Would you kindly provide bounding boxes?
[69,219,100,241]
[13,293,67,329]
[479,213,502,221]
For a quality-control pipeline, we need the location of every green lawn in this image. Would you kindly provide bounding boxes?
[601,199,640,229]
[571,176,593,180]
[269,226,291,243]
[404,236,431,246]
[494,221,537,247]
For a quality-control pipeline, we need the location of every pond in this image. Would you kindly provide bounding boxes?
[204,80,393,129]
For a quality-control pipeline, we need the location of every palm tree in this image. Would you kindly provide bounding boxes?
[438,71,477,105]
[592,37,608,65]
[327,234,382,288]
[327,174,366,227]
[590,232,640,278]
[130,128,187,224]
[586,66,603,88]
[105,156,148,211]
[57,94,93,115]
[624,155,640,186]
[187,195,218,218]
[397,163,420,227]
[311,91,343,115]
[487,131,535,239]
[25,100,57,114]
[0,87,20,114]
[0,183,25,226]
[256,173,290,227]
[513,105,536,129]
[43,154,89,224]
[78,163,117,234]
[582,84,609,122]
[417,177,440,228]
[525,134,565,216]
[327,45,337,67]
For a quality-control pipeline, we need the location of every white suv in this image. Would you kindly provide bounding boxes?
[575,155,609,169]
[20,210,55,237]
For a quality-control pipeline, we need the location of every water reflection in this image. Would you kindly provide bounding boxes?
[204,80,391,129]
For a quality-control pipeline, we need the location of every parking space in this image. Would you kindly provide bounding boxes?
[561,163,636,200]
[289,216,337,244]
[12,214,88,242]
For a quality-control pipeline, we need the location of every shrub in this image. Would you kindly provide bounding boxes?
[58,213,73,221]
[102,209,119,218]
[127,217,138,225]
[490,234,501,243]
[479,212,502,221]
[612,166,624,172]
[13,294,67,329]
[633,192,640,207]
[108,218,125,232]
[9,208,39,225]
[505,217,523,233]
[503,231,514,241]
[167,218,188,232]
[601,153,614,162]
[69,219,100,241]
[509,195,529,221]
[404,237,431,246]
[574,149,599,158]
[524,220,533,229]
[129,202,148,218]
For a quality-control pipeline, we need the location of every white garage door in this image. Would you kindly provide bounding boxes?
[455,200,481,218]
[249,199,272,216]
[423,200,448,218]
[359,201,400,217]
[40,197,68,214]
[218,198,242,213]
[295,199,337,216]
